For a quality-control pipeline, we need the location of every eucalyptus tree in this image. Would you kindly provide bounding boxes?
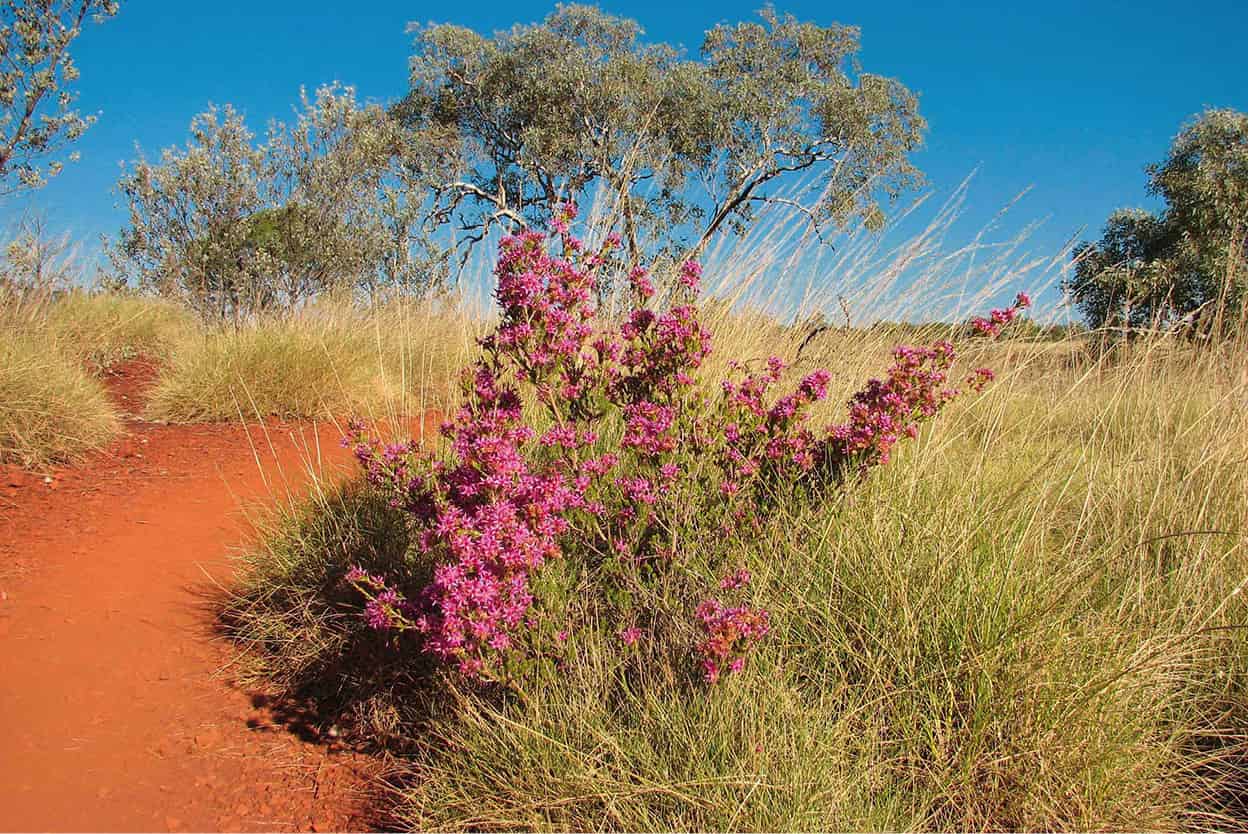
[111,104,267,321]
[260,84,431,301]
[112,87,431,319]
[1065,209,1184,330]
[395,4,926,275]
[1148,108,1248,320]
[113,6,928,312]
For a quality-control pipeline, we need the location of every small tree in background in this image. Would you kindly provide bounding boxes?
[260,84,432,299]
[0,212,75,300]
[111,104,267,321]
[1065,109,1248,335]
[0,0,117,195]
[1065,209,1186,331]
[111,87,431,320]
[395,4,926,277]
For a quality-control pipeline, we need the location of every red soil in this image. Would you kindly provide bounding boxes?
[0,360,435,832]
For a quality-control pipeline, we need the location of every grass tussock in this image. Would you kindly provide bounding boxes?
[221,477,435,747]
[40,291,198,371]
[0,286,478,462]
[145,300,480,423]
[223,330,1248,831]
[0,288,194,465]
[0,331,122,467]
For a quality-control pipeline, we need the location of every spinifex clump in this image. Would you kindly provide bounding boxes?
[345,205,1030,685]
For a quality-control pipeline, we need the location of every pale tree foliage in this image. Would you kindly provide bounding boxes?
[112,86,429,320]
[396,5,687,274]
[690,10,925,251]
[0,0,117,194]
[1,212,75,292]
[259,85,430,300]
[112,104,267,321]
[396,4,926,274]
[1148,108,1248,302]
[0,214,81,329]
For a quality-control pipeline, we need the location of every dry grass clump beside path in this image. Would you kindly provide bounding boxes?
[0,287,477,466]
[0,330,123,467]
[143,299,480,423]
[0,288,193,466]
[40,291,198,372]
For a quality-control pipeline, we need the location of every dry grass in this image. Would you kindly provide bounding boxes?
[143,298,480,423]
[0,284,479,464]
[0,287,193,467]
[380,330,1248,832]
[11,193,1241,829]
[0,330,122,467]
[220,294,1248,830]
[40,291,198,371]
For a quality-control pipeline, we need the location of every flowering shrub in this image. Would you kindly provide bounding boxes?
[344,205,1030,685]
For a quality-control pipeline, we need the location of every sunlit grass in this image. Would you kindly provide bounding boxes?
[41,290,198,371]
[0,330,122,467]
[143,298,480,423]
[222,302,1248,831]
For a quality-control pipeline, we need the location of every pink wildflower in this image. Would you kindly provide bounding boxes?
[619,626,644,646]
[678,260,702,292]
[695,597,769,684]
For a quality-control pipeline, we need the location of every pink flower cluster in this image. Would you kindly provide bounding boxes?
[971,292,1032,337]
[343,212,1030,686]
[824,341,959,470]
[695,596,770,683]
[621,401,676,458]
[486,216,599,410]
[678,260,702,292]
[344,567,418,632]
[817,299,1029,475]
[715,358,834,495]
[610,304,712,402]
[343,212,612,678]
[618,625,645,646]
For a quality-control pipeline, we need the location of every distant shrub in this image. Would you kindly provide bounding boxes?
[144,318,383,422]
[1065,109,1248,336]
[111,88,433,321]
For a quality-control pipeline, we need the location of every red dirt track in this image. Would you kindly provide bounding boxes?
[0,361,426,832]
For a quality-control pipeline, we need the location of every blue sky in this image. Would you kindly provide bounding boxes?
[4,0,1247,306]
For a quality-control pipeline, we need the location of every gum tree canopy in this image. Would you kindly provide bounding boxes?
[112,88,426,320]
[394,4,927,274]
